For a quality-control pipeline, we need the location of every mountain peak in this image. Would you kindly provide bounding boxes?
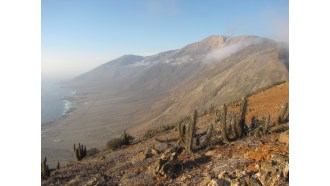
[200,35,227,43]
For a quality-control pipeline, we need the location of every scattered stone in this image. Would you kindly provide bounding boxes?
[279,130,289,145]
[205,150,216,157]
[199,174,212,186]
[208,178,231,186]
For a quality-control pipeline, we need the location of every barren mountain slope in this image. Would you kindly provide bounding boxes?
[42,35,288,166]
[42,82,289,185]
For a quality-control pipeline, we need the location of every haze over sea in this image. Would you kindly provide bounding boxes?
[41,77,75,125]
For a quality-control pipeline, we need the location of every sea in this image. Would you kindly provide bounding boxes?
[41,77,76,125]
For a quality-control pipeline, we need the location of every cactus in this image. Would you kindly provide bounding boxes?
[196,136,200,147]
[204,123,213,145]
[41,157,50,179]
[232,112,241,139]
[74,143,87,161]
[122,130,133,145]
[278,103,289,123]
[239,97,249,137]
[263,115,271,134]
[225,113,239,141]
[254,125,264,138]
[57,162,60,169]
[178,110,197,154]
[178,122,186,142]
[186,110,197,154]
[216,98,248,142]
[219,104,229,143]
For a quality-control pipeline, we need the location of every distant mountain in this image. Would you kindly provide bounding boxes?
[64,35,288,136]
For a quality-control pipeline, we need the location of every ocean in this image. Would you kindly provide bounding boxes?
[41,78,76,125]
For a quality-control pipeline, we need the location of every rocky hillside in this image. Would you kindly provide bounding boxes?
[42,82,289,185]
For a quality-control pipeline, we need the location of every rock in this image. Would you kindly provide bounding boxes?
[160,148,172,159]
[257,154,289,186]
[155,148,183,178]
[132,148,160,163]
[245,176,263,186]
[150,148,159,156]
[97,156,105,161]
[283,162,289,181]
[199,174,212,186]
[208,179,231,186]
[205,150,216,157]
[217,171,227,179]
[155,159,182,178]
[279,130,289,145]
[230,179,240,186]
[132,152,147,163]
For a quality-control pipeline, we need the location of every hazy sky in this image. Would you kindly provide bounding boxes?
[42,0,288,78]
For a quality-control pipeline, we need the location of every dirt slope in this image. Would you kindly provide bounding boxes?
[42,82,289,185]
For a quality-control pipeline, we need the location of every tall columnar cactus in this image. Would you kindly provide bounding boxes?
[57,162,60,169]
[41,157,50,179]
[239,97,248,136]
[263,115,271,134]
[186,110,197,154]
[229,113,238,140]
[219,104,229,143]
[74,143,87,161]
[178,122,186,143]
[278,102,289,124]
[178,110,198,153]
[204,123,213,145]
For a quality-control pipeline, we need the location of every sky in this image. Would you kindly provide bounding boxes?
[42,0,288,78]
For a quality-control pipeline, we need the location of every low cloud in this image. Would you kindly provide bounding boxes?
[204,38,263,63]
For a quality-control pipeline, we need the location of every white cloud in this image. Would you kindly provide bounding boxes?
[204,38,263,63]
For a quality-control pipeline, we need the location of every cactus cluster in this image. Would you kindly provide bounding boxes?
[174,97,287,154]
[178,110,215,153]
[74,143,87,161]
[253,115,272,137]
[216,97,249,142]
[41,157,50,179]
[251,102,289,137]
[121,130,133,145]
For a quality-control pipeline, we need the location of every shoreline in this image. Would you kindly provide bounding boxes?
[41,89,77,127]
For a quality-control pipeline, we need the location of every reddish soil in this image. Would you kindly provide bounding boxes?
[228,82,289,123]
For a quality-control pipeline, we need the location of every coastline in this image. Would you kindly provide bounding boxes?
[41,90,82,167]
[41,86,142,167]
[41,90,77,127]
[41,84,161,167]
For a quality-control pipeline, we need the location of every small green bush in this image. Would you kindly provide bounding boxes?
[107,131,134,150]
[143,128,157,139]
[143,124,175,140]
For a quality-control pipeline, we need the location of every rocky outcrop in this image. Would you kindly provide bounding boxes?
[208,154,289,186]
